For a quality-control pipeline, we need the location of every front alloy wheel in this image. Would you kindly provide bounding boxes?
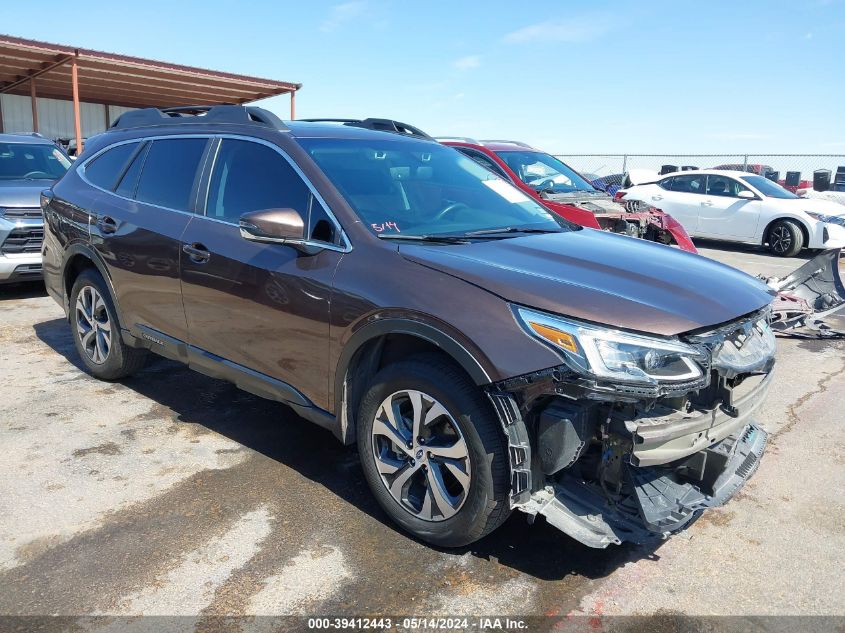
[75,285,112,364]
[357,355,511,547]
[371,389,471,521]
[768,219,803,257]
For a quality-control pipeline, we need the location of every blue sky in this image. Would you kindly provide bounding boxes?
[4,0,844,153]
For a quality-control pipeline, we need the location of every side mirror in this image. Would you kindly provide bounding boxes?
[239,208,317,254]
[737,191,756,200]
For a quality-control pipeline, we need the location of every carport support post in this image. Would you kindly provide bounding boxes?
[71,56,83,155]
[29,77,38,133]
[290,90,296,120]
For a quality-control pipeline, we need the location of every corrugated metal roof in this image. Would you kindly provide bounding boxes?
[0,33,300,108]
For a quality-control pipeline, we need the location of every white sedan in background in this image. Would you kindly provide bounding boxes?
[619,169,845,256]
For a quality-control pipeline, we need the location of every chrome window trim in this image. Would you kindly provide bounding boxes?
[77,133,352,254]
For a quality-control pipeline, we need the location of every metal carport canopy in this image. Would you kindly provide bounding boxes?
[0,33,301,152]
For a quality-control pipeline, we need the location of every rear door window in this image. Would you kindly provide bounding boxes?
[84,142,139,191]
[669,174,706,194]
[115,142,148,198]
[134,138,208,211]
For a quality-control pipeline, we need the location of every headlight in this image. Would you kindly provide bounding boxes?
[806,212,845,227]
[515,307,705,385]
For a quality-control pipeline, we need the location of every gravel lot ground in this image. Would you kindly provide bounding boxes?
[0,240,843,629]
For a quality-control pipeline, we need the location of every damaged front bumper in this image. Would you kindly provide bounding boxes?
[491,309,775,548]
[522,423,767,548]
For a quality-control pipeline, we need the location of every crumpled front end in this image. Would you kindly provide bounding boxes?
[766,248,845,336]
[543,191,698,254]
[491,309,775,548]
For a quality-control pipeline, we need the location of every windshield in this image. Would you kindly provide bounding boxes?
[493,151,596,194]
[0,142,71,181]
[740,175,799,199]
[300,138,567,237]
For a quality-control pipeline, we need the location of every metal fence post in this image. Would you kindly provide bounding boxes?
[742,154,748,171]
[622,154,628,173]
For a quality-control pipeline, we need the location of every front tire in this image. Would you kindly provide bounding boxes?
[767,219,803,257]
[69,269,147,380]
[357,354,511,547]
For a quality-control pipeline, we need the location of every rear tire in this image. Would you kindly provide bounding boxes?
[69,269,147,380]
[767,219,803,257]
[357,354,511,547]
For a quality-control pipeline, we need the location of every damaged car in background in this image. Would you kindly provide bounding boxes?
[436,137,698,253]
[44,109,777,550]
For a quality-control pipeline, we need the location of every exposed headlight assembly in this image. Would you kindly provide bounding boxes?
[806,211,845,227]
[515,307,706,386]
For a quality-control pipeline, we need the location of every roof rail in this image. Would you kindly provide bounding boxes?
[110,105,289,131]
[299,118,431,139]
[480,139,535,149]
[434,136,481,144]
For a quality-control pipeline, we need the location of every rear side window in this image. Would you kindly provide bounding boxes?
[84,142,139,190]
[135,138,207,211]
[659,177,674,190]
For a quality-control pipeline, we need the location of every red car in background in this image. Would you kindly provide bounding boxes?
[439,138,697,253]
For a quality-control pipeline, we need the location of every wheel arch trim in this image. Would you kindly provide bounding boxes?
[61,243,123,323]
[334,317,495,444]
[762,215,811,248]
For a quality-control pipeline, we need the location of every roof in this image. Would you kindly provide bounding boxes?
[658,169,767,177]
[0,132,56,144]
[438,138,540,152]
[0,34,300,108]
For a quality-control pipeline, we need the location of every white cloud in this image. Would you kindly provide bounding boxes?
[320,1,367,32]
[453,55,481,71]
[504,14,615,44]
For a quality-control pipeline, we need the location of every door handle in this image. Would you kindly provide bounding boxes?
[182,243,211,263]
[97,215,118,234]
[701,200,713,207]
[651,195,663,201]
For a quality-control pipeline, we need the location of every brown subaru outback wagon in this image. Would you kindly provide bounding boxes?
[42,106,776,548]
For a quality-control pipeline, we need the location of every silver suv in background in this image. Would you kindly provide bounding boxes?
[0,133,71,284]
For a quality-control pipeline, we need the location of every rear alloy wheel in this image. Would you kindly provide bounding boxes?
[69,269,147,380]
[75,285,112,365]
[767,219,803,257]
[357,355,511,547]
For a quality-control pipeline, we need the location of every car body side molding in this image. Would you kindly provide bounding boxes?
[124,325,340,436]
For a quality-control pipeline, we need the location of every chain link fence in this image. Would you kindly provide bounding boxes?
[555,154,845,193]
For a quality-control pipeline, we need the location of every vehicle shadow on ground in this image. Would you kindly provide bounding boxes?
[33,316,661,582]
[694,238,816,262]
[0,281,47,301]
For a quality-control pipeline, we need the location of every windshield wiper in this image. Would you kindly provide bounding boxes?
[463,227,563,237]
[377,233,470,244]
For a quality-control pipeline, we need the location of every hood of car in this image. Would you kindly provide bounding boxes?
[399,229,775,336]
[0,179,51,208]
[794,197,845,217]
